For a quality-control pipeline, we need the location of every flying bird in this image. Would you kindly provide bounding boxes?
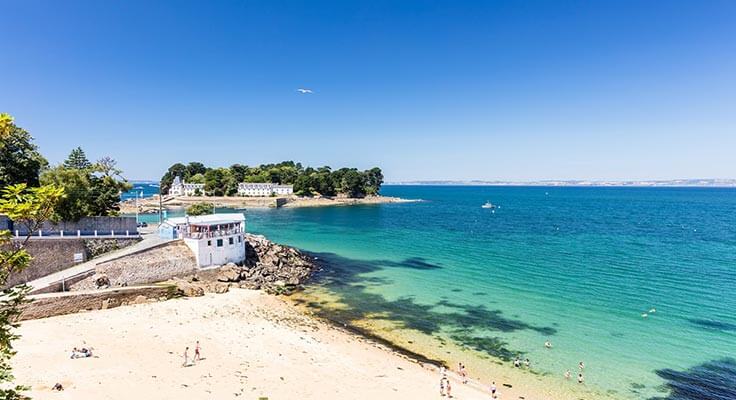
[297,88,313,94]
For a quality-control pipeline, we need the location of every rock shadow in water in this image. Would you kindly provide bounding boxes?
[688,318,736,333]
[304,252,557,360]
[649,358,736,400]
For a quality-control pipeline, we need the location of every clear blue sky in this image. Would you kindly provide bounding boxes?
[2,1,735,181]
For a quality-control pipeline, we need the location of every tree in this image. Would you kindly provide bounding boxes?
[188,173,205,184]
[40,155,131,220]
[63,147,91,170]
[160,163,187,194]
[186,162,207,178]
[0,183,64,399]
[39,167,91,221]
[339,169,367,198]
[364,167,384,195]
[186,202,214,216]
[0,116,48,188]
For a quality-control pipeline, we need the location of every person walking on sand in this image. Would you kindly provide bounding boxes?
[513,357,521,368]
[446,378,452,398]
[194,341,202,363]
[439,376,446,396]
[182,347,189,367]
[458,362,467,384]
[490,381,497,398]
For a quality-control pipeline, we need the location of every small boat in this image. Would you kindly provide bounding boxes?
[481,201,496,209]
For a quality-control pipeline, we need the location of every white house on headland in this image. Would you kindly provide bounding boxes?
[169,176,205,197]
[158,214,245,267]
[237,182,294,197]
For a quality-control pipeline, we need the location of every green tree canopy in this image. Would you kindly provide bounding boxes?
[0,116,48,188]
[41,150,131,221]
[161,161,382,198]
[63,147,92,170]
[186,202,214,216]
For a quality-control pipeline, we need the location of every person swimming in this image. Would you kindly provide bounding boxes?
[524,358,531,368]
[564,370,571,379]
[578,373,584,384]
[578,361,585,370]
[544,340,552,348]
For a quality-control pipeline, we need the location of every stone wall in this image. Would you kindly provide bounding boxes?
[70,240,198,291]
[20,285,176,321]
[11,216,138,236]
[2,238,140,288]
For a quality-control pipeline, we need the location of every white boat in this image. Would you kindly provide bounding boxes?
[481,201,496,209]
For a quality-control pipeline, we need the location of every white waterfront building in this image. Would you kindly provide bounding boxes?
[159,214,246,267]
[169,176,205,197]
[237,182,294,197]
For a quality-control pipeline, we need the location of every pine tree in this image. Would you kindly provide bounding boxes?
[63,147,91,170]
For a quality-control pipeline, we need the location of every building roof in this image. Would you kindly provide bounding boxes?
[165,213,245,226]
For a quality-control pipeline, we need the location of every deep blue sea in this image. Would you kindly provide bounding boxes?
[134,185,736,399]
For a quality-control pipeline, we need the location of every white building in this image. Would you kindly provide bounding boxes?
[159,214,246,267]
[237,182,293,197]
[169,176,205,197]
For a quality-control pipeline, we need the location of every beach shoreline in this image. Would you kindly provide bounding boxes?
[13,288,613,400]
[119,194,417,214]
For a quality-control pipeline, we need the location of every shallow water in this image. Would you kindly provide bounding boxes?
[137,186,736,399]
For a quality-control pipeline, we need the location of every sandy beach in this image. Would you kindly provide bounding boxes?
[12,289,599,400]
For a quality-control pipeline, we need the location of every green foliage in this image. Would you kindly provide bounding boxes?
[40,149,131,221]
[186,202,214,216]
[161,161,382,198]
[0,116,48,188]
[63,147,91,170]
[0,183,64,399]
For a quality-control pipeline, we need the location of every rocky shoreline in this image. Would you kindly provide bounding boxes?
[171,233,320,296]
[74,233,320,298]
[119,194,416,214]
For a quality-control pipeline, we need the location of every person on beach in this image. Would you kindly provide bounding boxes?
[578,361,585,370]
[439,376,446,396]
[513,357,521,368]
[182,347,189,367]
[490,381,497,398]
[194,341,202,363]
[578,373,584,384]
[458,362,467,384]
[446,378,452,398]
[524,358,531,368]
[564,369,571,380]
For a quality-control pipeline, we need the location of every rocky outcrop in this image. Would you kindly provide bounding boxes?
[177,234,318,295]
[241,233,317,293]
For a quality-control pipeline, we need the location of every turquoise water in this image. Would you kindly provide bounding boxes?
[137,186,736,399]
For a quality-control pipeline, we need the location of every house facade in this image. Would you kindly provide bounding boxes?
[237,182,293,197]
[169,176,205,197]
[159,214,246,267]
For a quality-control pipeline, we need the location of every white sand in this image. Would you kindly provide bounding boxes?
[13,289,498,400]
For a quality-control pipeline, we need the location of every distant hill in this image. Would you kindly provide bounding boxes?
[387,179,736,187]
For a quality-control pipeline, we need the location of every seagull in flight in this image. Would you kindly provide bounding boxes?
[297,88,313,94]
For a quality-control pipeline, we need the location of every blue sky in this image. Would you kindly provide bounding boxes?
[2,1,735,181]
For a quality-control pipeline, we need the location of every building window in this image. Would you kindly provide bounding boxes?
[217,239,223,247]
[229,237,234,245]
[207,240,212,246]
[238,235,242,243]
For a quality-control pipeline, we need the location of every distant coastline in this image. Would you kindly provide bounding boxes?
[387,178,736,187]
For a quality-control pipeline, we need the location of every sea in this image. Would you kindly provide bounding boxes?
[129,185,736,399]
